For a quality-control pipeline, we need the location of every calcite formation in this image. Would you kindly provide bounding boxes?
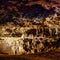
[0,0,60,55]
[0,14,60,55]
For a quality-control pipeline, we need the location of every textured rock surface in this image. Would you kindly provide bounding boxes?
[0,15,60,55]
[0,0,60,56]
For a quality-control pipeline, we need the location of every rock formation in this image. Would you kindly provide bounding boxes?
[0,0,60,55]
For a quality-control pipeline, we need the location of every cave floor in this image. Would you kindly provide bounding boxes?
[0,49,60,60]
